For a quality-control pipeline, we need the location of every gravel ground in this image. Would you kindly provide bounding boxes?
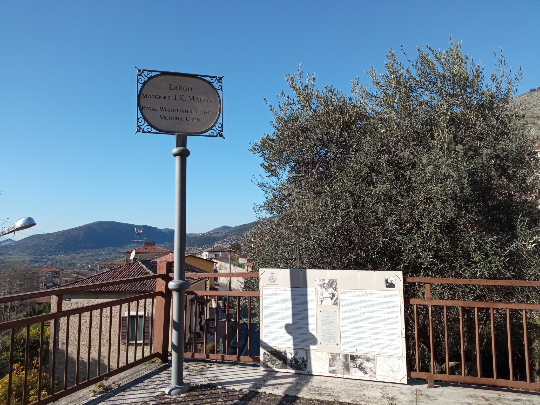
[145,383,354,405]
[57,359,540,405]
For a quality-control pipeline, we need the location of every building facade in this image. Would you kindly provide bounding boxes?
[50,259,207,387]
[124,241,172,263]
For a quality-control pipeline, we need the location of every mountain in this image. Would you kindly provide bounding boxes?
[0,221,176,256]
[0,220,257,266]
[0,239,15,246]
[205,226,232,233]
[184,222,255,248]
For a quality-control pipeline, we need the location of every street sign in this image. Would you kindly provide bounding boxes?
[135,67,224,395]
[136,68,223,137]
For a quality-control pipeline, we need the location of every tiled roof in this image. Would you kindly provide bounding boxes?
[154,253,215,264]
[33,296,51,303]
[98,260,124,266]
[153,253,174,263]
[124,245,172,255]
[33,267,63,273]
[181,263,209,281]
[63,260,206,293]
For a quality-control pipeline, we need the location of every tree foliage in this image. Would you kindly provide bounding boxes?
[245,41,540,299]
[228,241,243,256]
[0,364,54,405]
[0,264,41,322]
[0,324,50,378]
[0,264,35,296]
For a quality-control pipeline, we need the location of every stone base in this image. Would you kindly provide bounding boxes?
[164,383,190,395]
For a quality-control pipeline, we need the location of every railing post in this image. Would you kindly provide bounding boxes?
[50,293,63,389]
[153,262,172,362]
[424,283,431,300]
[425,283,435,388]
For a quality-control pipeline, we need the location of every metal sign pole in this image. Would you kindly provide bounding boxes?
[165,134,190,395]
[136,68,223,396]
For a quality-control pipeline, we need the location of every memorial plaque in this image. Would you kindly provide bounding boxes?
[317,309,339,346]
[260,268,407,383]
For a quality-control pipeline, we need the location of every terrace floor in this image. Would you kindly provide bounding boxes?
[52,359,540,405]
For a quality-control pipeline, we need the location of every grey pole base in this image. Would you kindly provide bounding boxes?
[168,134,189,396]
[164,383,190,395]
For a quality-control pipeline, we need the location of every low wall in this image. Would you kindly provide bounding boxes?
[215,261,245,290]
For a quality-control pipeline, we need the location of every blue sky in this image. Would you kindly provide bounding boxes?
[1,0,539,240]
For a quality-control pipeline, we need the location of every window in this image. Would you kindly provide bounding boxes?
[121,312,152,344]
[129,315,144,342]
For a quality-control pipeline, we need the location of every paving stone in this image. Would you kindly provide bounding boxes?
[51,359,540,405]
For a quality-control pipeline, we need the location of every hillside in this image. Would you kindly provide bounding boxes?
[178,222,255,249]
[513,89,540,139]
[0,220,256,257]
[0,221,175,256]
[0,220,256,269]
[0,239,14,246]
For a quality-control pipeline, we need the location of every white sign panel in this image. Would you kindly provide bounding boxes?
[261,287,317,349]
[376,356,404,381]
[259,269,407,384]
[340,290,402,356]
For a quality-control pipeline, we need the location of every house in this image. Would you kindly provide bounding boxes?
[186,247,203,257]
[202,245,230,260]
[51,259,208,386]
[153,253,216,288]
[97,260,124,272]
[59,269,98,285]
[32,267,63,289]
[124,241,171,263]
[33,268,99,289]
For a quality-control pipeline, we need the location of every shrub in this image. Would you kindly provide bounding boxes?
[0,325,50,378]
[0,364,53,405]
[88,377,121,397]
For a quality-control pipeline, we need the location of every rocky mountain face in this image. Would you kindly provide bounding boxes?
[513,89,540,140]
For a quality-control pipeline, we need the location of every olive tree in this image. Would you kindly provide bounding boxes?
[244,41,540,302]
[244,41,540,377]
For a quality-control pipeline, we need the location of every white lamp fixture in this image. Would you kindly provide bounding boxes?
[0,217,36,237]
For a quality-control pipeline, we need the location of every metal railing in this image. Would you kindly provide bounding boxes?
[0,267,171,405]
[2,268,540,405]
[405,277,540,390]
[182,272,259,362]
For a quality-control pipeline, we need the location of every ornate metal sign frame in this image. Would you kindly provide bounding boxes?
[135,67,224,137]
